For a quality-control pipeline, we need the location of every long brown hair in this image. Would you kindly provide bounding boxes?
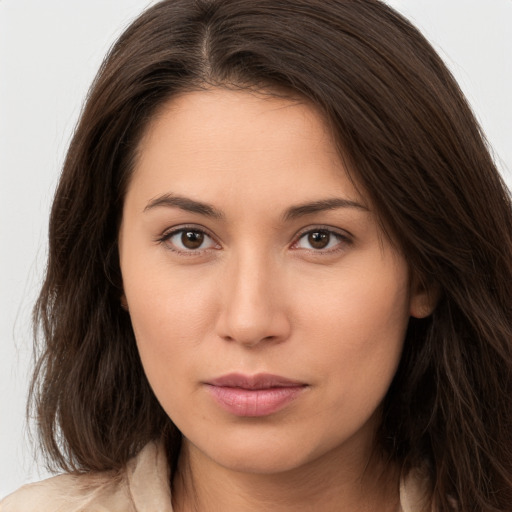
[31,1,512,510]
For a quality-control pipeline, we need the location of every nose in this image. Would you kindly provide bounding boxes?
[215,252,291,347]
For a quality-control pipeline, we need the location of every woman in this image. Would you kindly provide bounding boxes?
[2,0,511,510]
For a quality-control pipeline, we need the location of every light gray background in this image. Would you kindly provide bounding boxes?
[1,0,511,498]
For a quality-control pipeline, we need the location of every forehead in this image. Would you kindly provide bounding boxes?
[128,88,366,211]
[139,88,335,155]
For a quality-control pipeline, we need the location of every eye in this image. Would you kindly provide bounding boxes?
[160,227,219,253]
[293,228,349,252]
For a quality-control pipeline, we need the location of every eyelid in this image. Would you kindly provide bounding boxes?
[156,224,221,253]
[290,225,353,252]
[155,223,352,255]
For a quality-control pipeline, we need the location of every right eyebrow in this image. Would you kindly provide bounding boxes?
[143,193,225,219]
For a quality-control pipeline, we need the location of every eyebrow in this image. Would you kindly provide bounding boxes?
[144,193,224,219]
[143,193,368,220]
[282,198,368,221]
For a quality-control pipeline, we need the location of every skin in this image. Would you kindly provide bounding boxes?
[118,88,434,511]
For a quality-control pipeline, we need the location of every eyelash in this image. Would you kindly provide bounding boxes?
[156,225,352,255]
[291,227,352,254]
[156,225,220,255]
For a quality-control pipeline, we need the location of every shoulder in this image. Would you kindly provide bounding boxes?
[0,471,131,512]
[0,442,172,512]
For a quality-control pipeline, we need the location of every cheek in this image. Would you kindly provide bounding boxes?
[295,261,410,405]
[296,263,410,340]
[122,258,220,400]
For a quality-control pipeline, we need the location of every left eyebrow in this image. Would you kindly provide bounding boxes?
[282,198,369,221]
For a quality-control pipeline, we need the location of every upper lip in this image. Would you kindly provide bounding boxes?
[206,373,306,390]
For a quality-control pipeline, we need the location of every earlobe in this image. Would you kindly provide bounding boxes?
[120,294,129,311]
[409,277,440,318]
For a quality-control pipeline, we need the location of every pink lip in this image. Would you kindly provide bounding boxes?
[205,373,308,417]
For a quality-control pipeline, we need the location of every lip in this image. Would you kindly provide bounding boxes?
[205,373,308,417]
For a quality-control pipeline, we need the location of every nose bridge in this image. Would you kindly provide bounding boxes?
[216,247,289,346]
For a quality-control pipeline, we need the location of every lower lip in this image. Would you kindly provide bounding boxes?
[206,385,306,417]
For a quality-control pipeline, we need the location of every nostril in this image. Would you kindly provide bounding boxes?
[214,274,291,346]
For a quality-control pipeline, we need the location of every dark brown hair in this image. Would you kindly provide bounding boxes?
[31,1,512,510]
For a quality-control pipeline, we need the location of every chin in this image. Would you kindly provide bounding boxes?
[210,448,315,475]
[184,425,346,476]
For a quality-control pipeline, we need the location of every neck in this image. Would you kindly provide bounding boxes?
[171,441,400,512]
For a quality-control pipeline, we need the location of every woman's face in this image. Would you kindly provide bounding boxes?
[119,88,430,475]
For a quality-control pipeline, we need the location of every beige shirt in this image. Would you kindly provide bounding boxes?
[0,442,430,511]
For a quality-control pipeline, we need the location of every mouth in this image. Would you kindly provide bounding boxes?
[204,373,308,417]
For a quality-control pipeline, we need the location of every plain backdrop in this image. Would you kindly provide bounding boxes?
[1,0,511,498]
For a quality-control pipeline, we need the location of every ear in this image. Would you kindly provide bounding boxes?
[120,293,129,311]
[409,275,440,319]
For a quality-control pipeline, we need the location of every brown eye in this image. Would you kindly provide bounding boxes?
[181,230,204,249]
[294,228,348,252]
[307,231,330,249]
[163,228,217,252]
